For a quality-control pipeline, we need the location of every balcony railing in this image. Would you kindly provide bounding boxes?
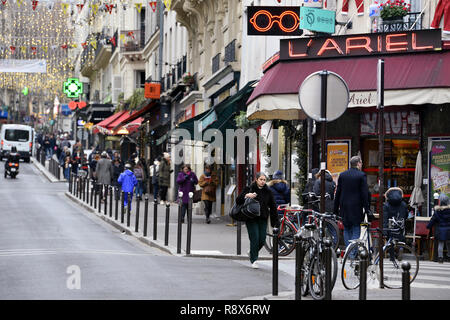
[120,29,145,52]
[377,12,423,32]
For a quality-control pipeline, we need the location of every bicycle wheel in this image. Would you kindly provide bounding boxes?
[264,219,296,256]
[341,242,362,290]
[308,247,338,300]
[380,243,419,289]
[324,218,340,251]
[300,242,312,296]
[264,222,274,254]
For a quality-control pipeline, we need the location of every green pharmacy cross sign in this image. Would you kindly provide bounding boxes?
[63,78,83,98]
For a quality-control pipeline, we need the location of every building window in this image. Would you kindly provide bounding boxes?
[225,40,236,63]
[136,70,146,89]
[212,53,220,74]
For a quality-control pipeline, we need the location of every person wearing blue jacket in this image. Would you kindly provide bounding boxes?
[118,163,138,210]
[427,193,450,263]
[268,170,291,214]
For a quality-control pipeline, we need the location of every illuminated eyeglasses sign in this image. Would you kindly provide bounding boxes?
[63,78,83,98]
[247,6,303,36]
[279,29,442,61]
[68,101,87,111]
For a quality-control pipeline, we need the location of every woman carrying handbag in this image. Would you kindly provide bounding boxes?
[199,165,219,224]
[236,172,279,269]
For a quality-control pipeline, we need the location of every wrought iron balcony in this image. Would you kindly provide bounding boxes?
[377,12,423,32]
[120,29,145,52]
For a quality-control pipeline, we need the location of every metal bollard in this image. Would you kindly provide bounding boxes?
[272,227,279,296]
[295,234,304,300]
[82,178,86,202]
[401,262,411,300]
[75,177,78,198]
[164,203,170,246]
[86,179,90,204]
[135,194,140,233]
[121,191,125,224]
[127,192,131,227]
[90,186,94,207]
[104,185,108,215]
[359,247,368,300]
[93,184,97,210]
[177,192,183,254]
[186,193,193,255]
[153,200,158,240]
[69,174,72,193]
[143,196,149,237]
[109,186,113,217]
[98,185,102,213]
[324,239,333,300]
[115,187,119,220]
[237,221,242,256]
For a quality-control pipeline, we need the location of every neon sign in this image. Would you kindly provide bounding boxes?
[279,29,442,60]
[247,6,303,36]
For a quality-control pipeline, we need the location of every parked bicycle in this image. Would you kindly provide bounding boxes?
[341,216,419,290]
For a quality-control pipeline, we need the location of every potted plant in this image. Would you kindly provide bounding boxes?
[182,73,195,85]
[378,0,411,21]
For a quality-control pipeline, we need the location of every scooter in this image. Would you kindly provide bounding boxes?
[5,161,19,179]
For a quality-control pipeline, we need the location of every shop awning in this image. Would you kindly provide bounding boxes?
[177,80,257,137]
[92,110,127,134]
[111,100,158,133]
[247,50,450,120]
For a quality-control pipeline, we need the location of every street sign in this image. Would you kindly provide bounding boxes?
[299,7,336,34]
[298,70,349,122]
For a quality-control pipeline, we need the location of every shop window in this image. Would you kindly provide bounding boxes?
[362,138,419,212]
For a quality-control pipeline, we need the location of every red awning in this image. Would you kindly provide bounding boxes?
[248,50,450,105]
[111,100,157,133]
[92,110,127,134]
[247,50,450,120]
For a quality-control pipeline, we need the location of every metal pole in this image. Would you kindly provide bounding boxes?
[177,192,183,254]
[143,196,149,237]
[69,171,72,193]
[98,184,102,213]
[135,194,140,233]
[127,192,131,227]
[377,59,385,288]
[324,239,332,300]
[153,200,158,240]
[295,234,304,300]
[359,247,368,300]
[109,186,113,217]
[402,262,411,300]
[93,183,97,210]
[186,193,193,255]
[121,191,125,224]
[115,187,119,220]
[164,203,170,246]
[104,185,108,215]
[86,178,89,204]
[320,70,328,214]
[237,220,242,255]
[82,178,86,202]
[90,186,94,207]
[272,227,279,296]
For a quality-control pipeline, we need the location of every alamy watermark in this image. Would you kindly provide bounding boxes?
[66,265,81,290]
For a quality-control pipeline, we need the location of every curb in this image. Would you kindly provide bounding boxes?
[64,191,293,261]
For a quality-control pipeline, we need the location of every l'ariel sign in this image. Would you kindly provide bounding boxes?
[280,29,442,61]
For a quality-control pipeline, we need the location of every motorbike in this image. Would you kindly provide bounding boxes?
[5,161,19,179]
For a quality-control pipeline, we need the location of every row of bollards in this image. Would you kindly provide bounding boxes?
[69,177,193,254]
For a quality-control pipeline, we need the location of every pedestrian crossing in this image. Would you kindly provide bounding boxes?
[412,261,450,289]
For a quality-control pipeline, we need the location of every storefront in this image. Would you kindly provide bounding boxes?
[247,29,450,215]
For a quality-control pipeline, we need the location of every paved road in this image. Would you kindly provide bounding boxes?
[0,162,292,300]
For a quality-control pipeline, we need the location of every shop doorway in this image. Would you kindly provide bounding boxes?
[362,138,419,212]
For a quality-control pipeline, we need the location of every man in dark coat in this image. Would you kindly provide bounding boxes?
[383,187,408,241]
[158,152,173,204]
[427,193,450,263]
[333,156,370,248]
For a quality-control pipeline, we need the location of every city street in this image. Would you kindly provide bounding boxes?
[1,161,449,302]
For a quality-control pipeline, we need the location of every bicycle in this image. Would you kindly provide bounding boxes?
[341,217,419,290]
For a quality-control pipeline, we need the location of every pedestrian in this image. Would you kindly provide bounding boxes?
[333,156,371,251]
[268,170,291,214]
[118,162,138,210]
[133,161,144,200]
[176,164,198,223]
[63,151,71,180]
[96,151,113,201]
[158,152,173,205]
[150,157,160,202]
[427,193,450,263]
[313,169,336,213]
[198,165,218,224]
[302,168,319,208]
[236,172,279,269]
[383,187,408,241]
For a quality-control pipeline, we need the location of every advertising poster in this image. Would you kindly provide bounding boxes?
[430,140,450,201]
[327,141,350,183]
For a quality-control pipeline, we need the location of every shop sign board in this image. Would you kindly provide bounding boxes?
[326,140,350,183]
[280,29,442,61]
[247,6,303,36]
[429,139,450,211]
[299,7,335,34]
[360,111,420,136]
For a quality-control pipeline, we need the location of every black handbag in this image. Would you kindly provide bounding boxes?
[229,198,260,222]
[193,189,202,203]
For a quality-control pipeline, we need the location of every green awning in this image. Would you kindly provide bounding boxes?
[176,80,257,138]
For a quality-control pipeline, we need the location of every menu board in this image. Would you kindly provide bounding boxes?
[430,139,450,200]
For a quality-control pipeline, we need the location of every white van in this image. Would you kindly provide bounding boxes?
[0,124,34,162]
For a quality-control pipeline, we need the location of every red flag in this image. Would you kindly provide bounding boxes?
[149,1,157,12]
[1,0,7,5]
[31,46,37,54]
[105,4,114,14]
[32,0,38,10]
[81,42,87,49]
[76,4,84,13]
[61,44,68,49]
[10,46,15,54]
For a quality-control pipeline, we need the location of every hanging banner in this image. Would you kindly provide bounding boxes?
[0,59,46,73]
